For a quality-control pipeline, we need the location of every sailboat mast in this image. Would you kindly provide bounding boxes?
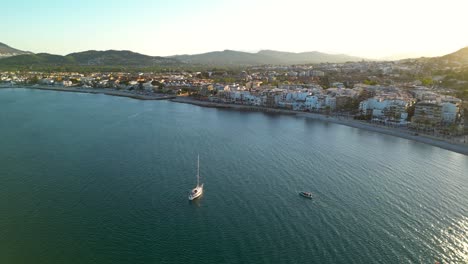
[197,154,200,186]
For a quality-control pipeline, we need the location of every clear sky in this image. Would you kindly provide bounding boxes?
[3,0,468,59]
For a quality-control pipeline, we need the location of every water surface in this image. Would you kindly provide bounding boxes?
[1,88,467,263]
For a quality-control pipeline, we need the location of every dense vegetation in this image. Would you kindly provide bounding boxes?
[0,47,365,71]
[0,50,179,70]
[0,42,31,55]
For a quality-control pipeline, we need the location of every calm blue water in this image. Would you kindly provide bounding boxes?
[1,88,467,263]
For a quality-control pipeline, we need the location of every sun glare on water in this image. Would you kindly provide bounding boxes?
[435,216,468,263]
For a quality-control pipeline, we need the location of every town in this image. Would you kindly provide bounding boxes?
[1,59,466,142]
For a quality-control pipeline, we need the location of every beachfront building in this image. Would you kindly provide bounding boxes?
[382,104,408,122]
[412,87,438,101]
[62,80,73,87]
[265,92,281,108]
[410,99,462,129]
[305,96,321,111]
[411,102,443,129]
[243,93,262,106]
[441,102,459,124]
[359,98,385,116]
[40,78,54,85]
[359,97,410,123]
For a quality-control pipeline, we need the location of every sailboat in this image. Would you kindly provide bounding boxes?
[188,154,204,200]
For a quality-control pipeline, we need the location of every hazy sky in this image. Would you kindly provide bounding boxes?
[3,0,468,59]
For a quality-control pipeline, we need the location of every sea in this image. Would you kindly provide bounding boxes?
[1,88,467,263]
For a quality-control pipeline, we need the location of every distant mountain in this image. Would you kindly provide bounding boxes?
[0,42,32,58]
[257,50,362,64]
[4,40,468,69]
[440,47,468,64]
[0,53,73,65]
[378,52,434,61]
[2,48,363,69]
[170,49,363,65]
[0,50,179,68]
[169,50,273,65]
[66,50,178,66]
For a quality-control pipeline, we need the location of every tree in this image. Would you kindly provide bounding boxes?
[363,79,377,85]
[406,104,416,121]
[324,106,331,116]
[421,78,433,87]
[29,75,39,84]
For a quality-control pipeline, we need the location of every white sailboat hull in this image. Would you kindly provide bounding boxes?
[189,184,204,200]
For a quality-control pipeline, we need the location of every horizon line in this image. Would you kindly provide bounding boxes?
[2,41,464,61]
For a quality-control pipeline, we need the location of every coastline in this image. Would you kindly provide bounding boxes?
[0,85,176,100]
[2,86,466,155]
[171,97,468,156]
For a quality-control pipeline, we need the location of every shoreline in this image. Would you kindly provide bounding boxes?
[0,85,176,100]
[2,86,466,155]
[171,97,468,156]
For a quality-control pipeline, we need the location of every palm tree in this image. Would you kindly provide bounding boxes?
[324,106,331,116]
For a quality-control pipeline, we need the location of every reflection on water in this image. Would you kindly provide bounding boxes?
[189,197,203,207]
[435,217,468,263]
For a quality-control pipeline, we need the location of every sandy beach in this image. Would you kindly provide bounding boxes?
[172,97,468,156]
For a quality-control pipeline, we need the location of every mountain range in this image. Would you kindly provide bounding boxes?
[169,49,362,65]
[440,47,468,64]
[0,46,178,68]
[0,42,32,58]
[0,42,364,68]
[1,42,468,68]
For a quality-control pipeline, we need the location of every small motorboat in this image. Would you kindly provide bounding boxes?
[299,191,313,199]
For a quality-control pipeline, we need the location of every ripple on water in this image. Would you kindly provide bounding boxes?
[1,89,467,264]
